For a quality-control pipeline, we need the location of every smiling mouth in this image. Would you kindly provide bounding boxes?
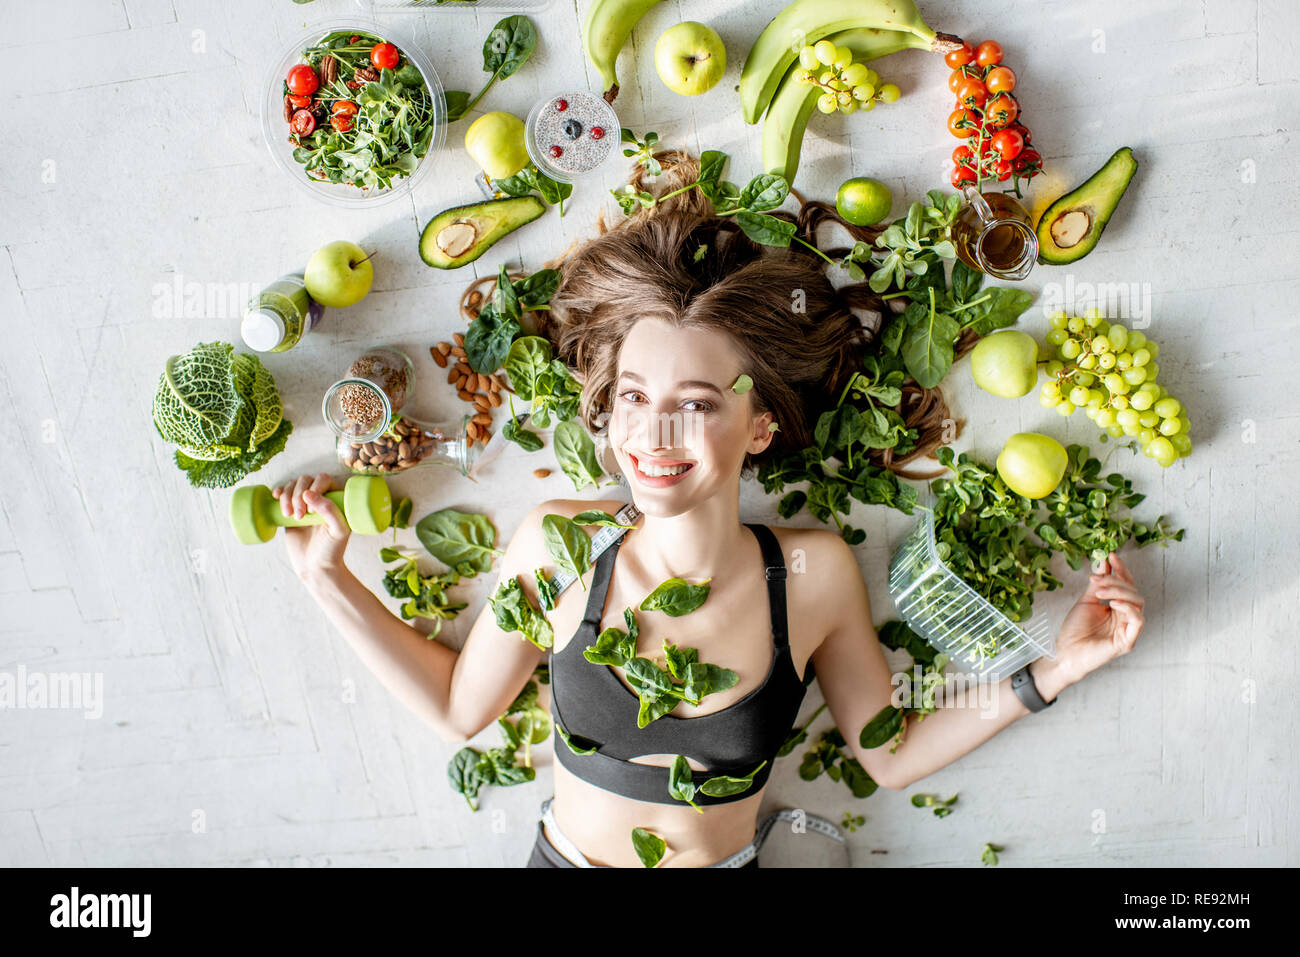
[628,453,695,478]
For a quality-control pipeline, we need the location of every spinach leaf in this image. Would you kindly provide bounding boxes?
[696,150,728,202]
[444,90,471,122]
[680,661,739,706]
[631,827,666,867]
[572,509,636,528]
[951,259,984,302]
[465,307,520,375]
[668,755,704,812]
[482,15,536,80]
[415,508,502,576]
[448,747,489,811]
[534,567,558,611]
[487,575,554,649]
[541,513,591,589]
[959,287,1035,336]
[624,656,680,697]
[638,694,680,728]
[900,297,959,389]
[553,419,605,492]
[699,760,767,797]
[662,639,698,681]
[514,268,560,307]
[736,210,796,247]
[503,412,544,452]
[555,720,598,756]
[639,577,712,617]
[737,173,789,212]
[504,335,552,400]
[583,623,637,666]
[859,704,906,749]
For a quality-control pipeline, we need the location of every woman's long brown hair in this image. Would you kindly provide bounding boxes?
[462,149,965,481]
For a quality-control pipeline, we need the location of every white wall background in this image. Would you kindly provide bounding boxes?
[1,0,1296,866]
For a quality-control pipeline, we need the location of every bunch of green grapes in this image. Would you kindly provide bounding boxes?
[1039,308,1191,468]
[795,40,901,115]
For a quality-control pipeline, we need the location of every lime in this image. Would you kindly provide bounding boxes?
[835,177,892,226]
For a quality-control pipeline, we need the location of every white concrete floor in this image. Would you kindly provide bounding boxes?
[2,0,1296,866]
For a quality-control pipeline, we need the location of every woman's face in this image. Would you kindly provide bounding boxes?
[607,317,773,516]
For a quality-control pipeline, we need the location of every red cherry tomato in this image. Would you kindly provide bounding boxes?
[287,94,312,109]
[947,108,979,138]
[952,144,974,165]
[992,159,1013,181]
[975,41,1003,67]
[944,42,975,69]
[286,64,319,96]
[985,66,1017,94]
[332,99,359,116]
[948,69,967,93]
[990,128,1024,160]
[951,165,978,188]
[1018,148,1042,169]
[1009,122,1031,145]
[289,109,316,136]
[955,77,988,108]
[370,42,399,71]
[330,114,354,133]
[984,93,1019,129]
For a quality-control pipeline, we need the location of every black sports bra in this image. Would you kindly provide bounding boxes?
[548,523,815,805]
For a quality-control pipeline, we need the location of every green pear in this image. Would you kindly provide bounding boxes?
[970,330,1039,398]
[996,433,1068,499]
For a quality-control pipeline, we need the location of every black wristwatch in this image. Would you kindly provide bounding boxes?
[1010,663,1055,712]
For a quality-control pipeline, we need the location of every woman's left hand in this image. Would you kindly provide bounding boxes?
[1052,551,1146,685]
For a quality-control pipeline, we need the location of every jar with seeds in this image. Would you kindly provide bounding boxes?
[344,346,414,415]
[323,377,481,478]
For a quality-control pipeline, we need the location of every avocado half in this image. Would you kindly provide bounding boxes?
[1036,147,1138,265]
[419,195,545,269]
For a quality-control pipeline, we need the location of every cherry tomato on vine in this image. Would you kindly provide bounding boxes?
[1017,148,1042,170]
[955,77,988,108]
[985,66,1017,94]
[944,42,975,69]
[370,42,399,71]
[947,108,979,138]
[951,164,978,188]
[952,144,974,165]
[286,64,319,96]
[992,158,1013,181]
[984,93,1019,128]
[330,114,354,133]
[990,128,1024,160]
[332,99,359,116]
[289,109,316,136]
[1009,122,1031,145]
[948,69,968,93]
[287,94,312,109]
[975,41,1003,67]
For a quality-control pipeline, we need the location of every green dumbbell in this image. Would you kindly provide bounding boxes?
[229,475,392,545]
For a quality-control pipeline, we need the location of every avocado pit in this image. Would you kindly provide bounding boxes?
[1049,210,1091,249]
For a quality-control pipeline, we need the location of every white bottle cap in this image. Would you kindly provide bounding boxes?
[241,309,286,352]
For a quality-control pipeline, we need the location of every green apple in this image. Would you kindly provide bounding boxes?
[970,329,1039,398]
[996,432,1068,499]
[304,240,374,308]
[654,21,726,97]
[465,111,529,180]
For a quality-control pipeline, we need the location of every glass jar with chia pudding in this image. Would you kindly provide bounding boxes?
[525,91,620,183]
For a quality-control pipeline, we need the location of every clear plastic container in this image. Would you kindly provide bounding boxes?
[354,0,554,11]
[524,90,620,183]
[261,18,447,208]
[888,507,1055,682]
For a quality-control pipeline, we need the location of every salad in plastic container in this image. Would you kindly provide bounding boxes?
[261,19,446,207]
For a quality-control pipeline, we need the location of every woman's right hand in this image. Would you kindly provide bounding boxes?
[272,473,351,584]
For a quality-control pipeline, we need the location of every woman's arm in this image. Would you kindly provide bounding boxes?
[808,533,1145,790]
[278,474,549,744]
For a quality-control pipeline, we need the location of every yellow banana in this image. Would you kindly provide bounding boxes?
[740,0,961,124]
[583,0,664,103]
[762,28,921,185]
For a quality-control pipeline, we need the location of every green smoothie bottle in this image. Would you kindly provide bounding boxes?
[241,274,325,353]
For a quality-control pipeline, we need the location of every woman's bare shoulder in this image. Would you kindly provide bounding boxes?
[765,524,857,572]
